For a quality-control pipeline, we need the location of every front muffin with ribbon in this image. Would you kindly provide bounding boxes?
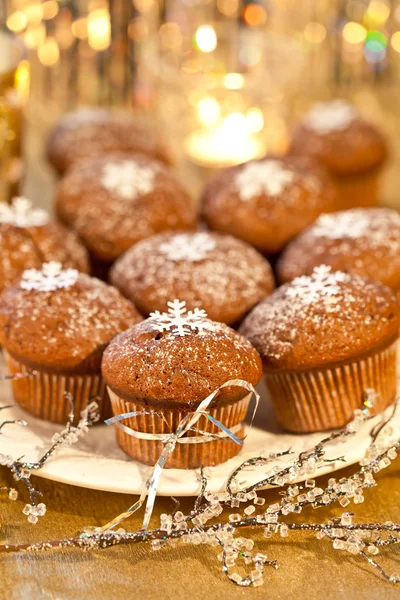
[101,299,262,469]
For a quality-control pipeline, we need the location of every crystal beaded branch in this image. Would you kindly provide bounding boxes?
[1,392,399,587]
[0,399,99,523]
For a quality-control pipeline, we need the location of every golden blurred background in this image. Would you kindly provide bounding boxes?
[1,0,400,205]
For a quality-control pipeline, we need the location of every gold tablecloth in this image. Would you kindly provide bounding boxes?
[2,100,400,599]
[1,462,400,600]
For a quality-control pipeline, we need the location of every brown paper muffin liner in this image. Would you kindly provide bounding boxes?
[334,167,382,210]
[4,351,111,425]
[265,341,397,433]
[108,389,252,469]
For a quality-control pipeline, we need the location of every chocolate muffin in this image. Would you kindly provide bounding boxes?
[278,208,400,293]
[289,100,388,209]
[240,265,399,433]
[0,262,141,424]
[201,156,337,254]
[110,231,274,325]
[102,301,262,468]
[47,108,171,176]
[0,197,89,293]
[55,153,197,277]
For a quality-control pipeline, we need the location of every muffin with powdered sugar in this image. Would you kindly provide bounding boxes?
[289,100,388,208]
[241,265,399,432]
[278,208,400,294]
[201,156,337,254]
[0,196,89,293]
[0,262,141,424]
[102,300,262,468]
[110,231,274,325]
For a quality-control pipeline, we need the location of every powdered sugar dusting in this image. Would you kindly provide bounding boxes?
[100,160,158,200]
[235,159,294,201]
[0,197,49,228]
[159,233,216,262]
[20,262,79,292]
[303,100,358,134]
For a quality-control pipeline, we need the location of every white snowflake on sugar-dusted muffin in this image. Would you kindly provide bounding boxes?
[100,159,158,200]
[20,261,79,292]
[235,159,294,201]
[285,265,350,310]
[158,232,216,262]
[303,100,358,135]
[0,197,49,228]
[149,299,214,337]
[311,209,400,246]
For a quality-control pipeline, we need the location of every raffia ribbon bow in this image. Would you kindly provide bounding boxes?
[85,379,259,534]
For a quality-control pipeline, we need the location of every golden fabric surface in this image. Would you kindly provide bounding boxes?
[1,462,400,599]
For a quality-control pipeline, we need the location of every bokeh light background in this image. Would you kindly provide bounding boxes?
[2,0,400,202]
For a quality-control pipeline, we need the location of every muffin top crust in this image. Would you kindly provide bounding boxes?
[202,155,337,253]
[102,301,262,409]
[278,208,400,290]
[47,108,171,175]
[0,197,89,292]
[0,262,141,372]
[110,231,274,324]
[240,265,399,372]
[289,100,387,176]
[55,153,197,261]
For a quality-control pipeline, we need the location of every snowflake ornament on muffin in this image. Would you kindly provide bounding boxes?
[100,159,158,200]
[149,299,211,337]
[235,159,294,201]
[20,262,79,292]
[0,197,49,228]
[303,100,358,135]
[158,232,216,262]
[285,265,349,311]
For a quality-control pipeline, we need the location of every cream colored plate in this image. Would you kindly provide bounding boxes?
[1,378,398,496]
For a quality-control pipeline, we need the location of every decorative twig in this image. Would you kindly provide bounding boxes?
[0,396,99,522]
[1,393,399,588]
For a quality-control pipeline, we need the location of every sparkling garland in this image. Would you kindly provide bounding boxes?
[0,397,99,523]
[0,391,399,588]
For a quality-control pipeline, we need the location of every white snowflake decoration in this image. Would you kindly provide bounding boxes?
[101,160,157,200]
[0,197,49,228]
[20,262,79,292]
[235,160,294,201]
[303,100,358,135]
[286,265,350,309]
[313,210,400,243]
[149,299,210,337]
[159,233,216,262]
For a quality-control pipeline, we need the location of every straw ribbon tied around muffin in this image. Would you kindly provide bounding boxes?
[100,378,260,533]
